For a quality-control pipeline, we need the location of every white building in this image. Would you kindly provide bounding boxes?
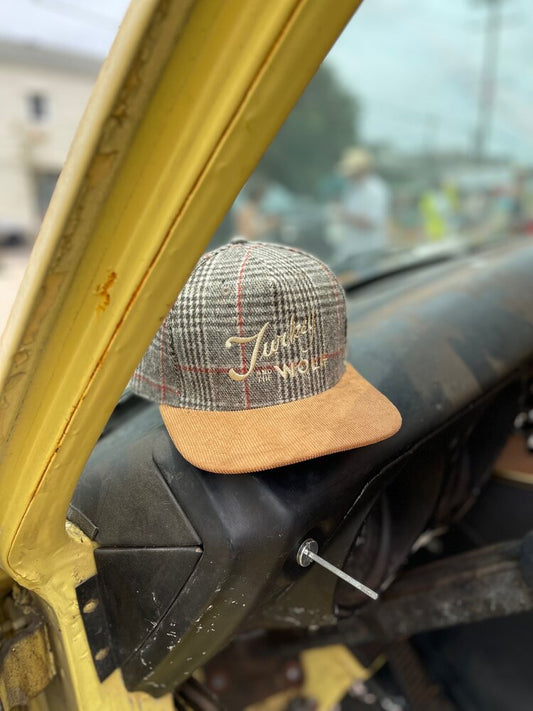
[0,40,100,243]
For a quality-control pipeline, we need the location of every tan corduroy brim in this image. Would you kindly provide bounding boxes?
[159,364,402,474]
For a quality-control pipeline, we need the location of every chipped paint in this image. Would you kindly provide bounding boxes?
[95,271,118,313]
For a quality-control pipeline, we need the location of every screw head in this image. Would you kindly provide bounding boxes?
[297,539,319,567]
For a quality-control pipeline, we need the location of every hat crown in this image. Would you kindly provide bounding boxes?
[130,242,347,412]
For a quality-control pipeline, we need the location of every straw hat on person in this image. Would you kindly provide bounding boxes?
[339,147,373,178]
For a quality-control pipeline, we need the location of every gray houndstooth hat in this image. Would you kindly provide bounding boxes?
[130,240,401,473]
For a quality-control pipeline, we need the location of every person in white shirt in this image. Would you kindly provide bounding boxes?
[333,147,390,270]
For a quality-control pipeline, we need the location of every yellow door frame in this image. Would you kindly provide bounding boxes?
[0,0,362,707]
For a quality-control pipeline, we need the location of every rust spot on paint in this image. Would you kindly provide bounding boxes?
[95,271,117,313]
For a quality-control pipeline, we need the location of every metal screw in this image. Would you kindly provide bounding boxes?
[296,539,379,600]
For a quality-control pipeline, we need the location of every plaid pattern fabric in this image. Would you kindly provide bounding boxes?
[130,241,347,412]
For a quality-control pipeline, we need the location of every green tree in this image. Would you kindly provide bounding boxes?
[258,63,359,196]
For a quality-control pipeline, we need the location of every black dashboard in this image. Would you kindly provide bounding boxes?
[68,237,533,697]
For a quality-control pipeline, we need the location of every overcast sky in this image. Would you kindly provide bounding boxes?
[330,0,533,163]
[1,0,531,164]
[0,0,128,55]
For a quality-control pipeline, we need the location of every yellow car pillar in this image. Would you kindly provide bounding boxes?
[0,0,362,708]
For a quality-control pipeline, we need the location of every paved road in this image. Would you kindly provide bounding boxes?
[0,246,31,340]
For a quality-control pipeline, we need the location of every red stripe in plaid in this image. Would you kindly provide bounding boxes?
[133,372,181,397]
[177,365,231,374]
[237,249,251,409]
[323,349,344,360]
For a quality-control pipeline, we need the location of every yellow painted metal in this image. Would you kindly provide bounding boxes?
[0,0,362,707]
[300,645,372,710]
[247,645,373,711]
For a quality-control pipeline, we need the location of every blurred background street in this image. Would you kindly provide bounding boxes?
[1,0,532,336]
[0,0,127,338]
[0,246,31,335]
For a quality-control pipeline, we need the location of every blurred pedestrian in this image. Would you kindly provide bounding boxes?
[333,147,390,270]
[418,180,457,241]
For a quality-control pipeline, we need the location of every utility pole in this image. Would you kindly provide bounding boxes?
[473,0,505,162]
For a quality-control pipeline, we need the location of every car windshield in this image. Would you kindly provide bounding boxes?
[1,0,532,337]
[208,0,533,282]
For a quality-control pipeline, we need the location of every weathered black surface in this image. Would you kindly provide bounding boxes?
[338,538,533,645]
[411,463,533,711]
[69,238,533,695]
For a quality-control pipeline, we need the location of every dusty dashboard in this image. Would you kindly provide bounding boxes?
[68,238,533,697]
